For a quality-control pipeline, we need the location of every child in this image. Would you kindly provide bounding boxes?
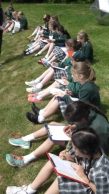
[6,101,109,167]
[6,127,109,194]
[26,60,100,124]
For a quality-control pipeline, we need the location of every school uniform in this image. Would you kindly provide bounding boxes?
[19,16,28,30]
[73,41,93,63]
[52,33,69,62]
[53,58,72,81]
[58,153,109,194]
[66,109,109,154]
[58,81,100,116]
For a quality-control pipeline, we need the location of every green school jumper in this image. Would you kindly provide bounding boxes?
[66,110,109,155]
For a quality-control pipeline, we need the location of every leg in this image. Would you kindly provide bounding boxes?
[37,81,59,99]
[49,55,57,63]
[40,68,54,86]
[6,161,54,194]
[32,138,55,158]
[40,97,59,119]
[6,138,55,166]
[38,43,50,55]
[45,42,55,58]
[44,178,59,194]
[30,160,54,190]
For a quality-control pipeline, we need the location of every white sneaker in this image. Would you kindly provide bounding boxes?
[25,79,40,87]
[6,185,29,194]
[26,85,42,93]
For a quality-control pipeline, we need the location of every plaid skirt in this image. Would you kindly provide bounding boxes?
[57,96,68,116]
[39,40,47,49]
[53,46,66,62]
[53,68,68,80]
[58,176,93,194]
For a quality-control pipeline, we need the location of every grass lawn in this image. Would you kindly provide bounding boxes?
[0,3,109,194]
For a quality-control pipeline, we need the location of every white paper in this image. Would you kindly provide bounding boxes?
[47,125,70,141]
[48,153,86,183]
[99,0,109,13]
[70,96,79,102]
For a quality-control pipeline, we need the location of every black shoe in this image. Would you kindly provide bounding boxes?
[31,103,40,115]
[26,112,38,124]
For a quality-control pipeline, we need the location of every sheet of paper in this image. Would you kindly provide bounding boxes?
[70,96,79,102]
[48,153,87,184]
[99,0,109,13]
[47,125,70,141]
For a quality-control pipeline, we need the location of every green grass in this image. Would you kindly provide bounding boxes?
[0,3,109,193]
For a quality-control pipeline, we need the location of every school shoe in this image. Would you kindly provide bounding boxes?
[26,112,39,124]
[31,103,40,115]
[25,79,40,87]
[26,86,41,93]
[28,93,37,98]
[25,51,32,56]
[6,154,25,167]
[6,185,36,194]
[28,96,42,103]
[9,138,30,149]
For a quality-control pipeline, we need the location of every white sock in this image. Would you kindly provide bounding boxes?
[34,78,41,83]
[22,133,35,142]
[29,50,33,54]
[39,109,45,115]
[38,114,45,123]
[23,152,36,164]
[35,82,43,89]
[27,184,37,194]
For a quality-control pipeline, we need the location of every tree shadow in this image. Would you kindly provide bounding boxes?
[0,53,24,67]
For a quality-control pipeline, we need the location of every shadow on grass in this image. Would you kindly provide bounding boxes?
[0,53,24,67]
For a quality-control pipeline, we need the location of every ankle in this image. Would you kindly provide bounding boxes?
[27,184,37,194]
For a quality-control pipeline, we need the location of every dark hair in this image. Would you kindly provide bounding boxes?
[64,101,108,124]
[65,38,82,51]
[43,14,51,23]
[71,127,100,156]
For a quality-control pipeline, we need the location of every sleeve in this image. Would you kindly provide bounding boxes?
[67,82,81,96]
[94,169,109,194]
[79,87,91,103]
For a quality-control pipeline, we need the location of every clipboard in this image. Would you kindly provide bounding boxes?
[45,124,70,141]
[47,153,89,186]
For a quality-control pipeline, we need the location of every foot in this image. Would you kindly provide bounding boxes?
[28,96,42,103]
[28,93,37,98]
[9,138,30,149]
[6,185,36,194]
[26,86,41,93]
[6,154,25,167]
[26,112,39,124]
[25,79,40,87]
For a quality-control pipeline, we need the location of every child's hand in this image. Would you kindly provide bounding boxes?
[64,124,76,136]
[59,150,73,161]
[65,89,73,96]
[71,163,90,184]
[61,77,69,86]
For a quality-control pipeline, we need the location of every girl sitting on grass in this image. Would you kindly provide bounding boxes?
[6,126,109,194]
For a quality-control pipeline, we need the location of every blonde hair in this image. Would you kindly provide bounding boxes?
[73,61,96,81]
[77,30,89,42]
